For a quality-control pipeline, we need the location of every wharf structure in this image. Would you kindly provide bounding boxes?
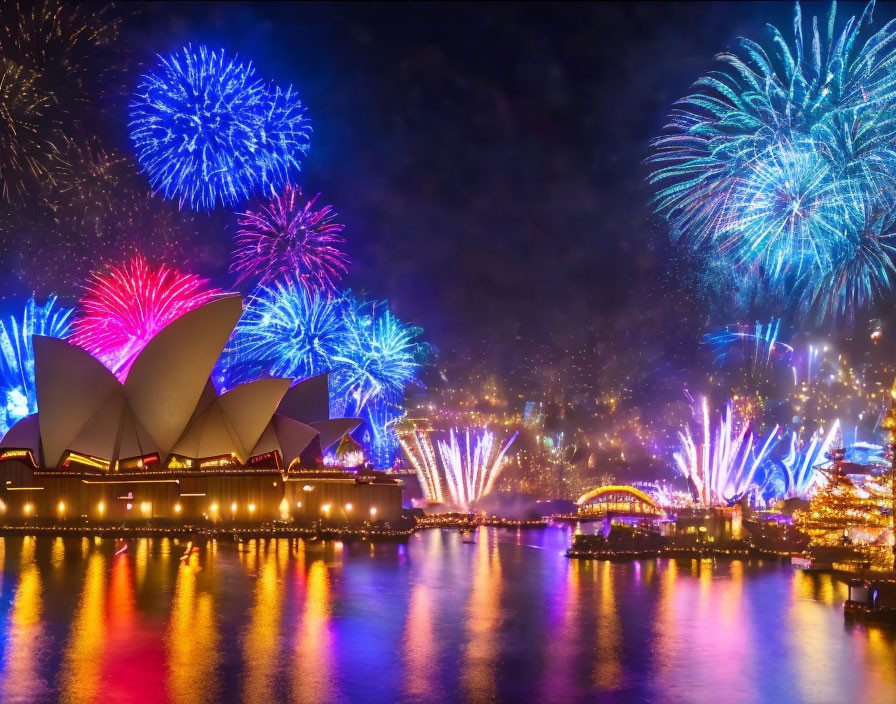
[0,297,402,525]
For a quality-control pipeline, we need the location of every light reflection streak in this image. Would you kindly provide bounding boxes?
[539,558,581,701]
[462,526,502,702]
[593,560,621,690]
[168,549,220,703]
[789,571,843,701]
[242,540,286,704]
[51,537,64,570]
[135,538,149,590]
[402,578,441,702]
[291,559,338,704]
[58,550,106,704]
[0,538,45,703]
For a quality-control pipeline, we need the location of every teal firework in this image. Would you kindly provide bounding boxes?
[650,1,896,321]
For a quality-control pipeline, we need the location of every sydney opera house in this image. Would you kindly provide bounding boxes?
[0,296,402,524]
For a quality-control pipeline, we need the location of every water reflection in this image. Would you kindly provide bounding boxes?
[0,537,45,704]
[0,531,891,703]
[168,549,219,704]
[463,526,503,703]
[242,540,287,704]
[58,551,106,703]
[593,560,621,691]
[292,558,338,704]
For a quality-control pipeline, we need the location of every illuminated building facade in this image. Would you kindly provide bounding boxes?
[0,297,401,524]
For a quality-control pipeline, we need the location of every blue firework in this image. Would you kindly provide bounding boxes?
[223,277,347,386]
[650,1,896,320]
[334,297,421,416]
[0,296,74,435]
[129,44,311,210]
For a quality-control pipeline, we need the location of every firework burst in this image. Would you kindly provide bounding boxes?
[674,396,779,506]
[650,1,896,321]
[230,184,349,290]
[0,296,73,435]
[437,428,518,511]
[0,0,122,101]
[764,422,840,500]
[397,424,443,502]
[71,257,221,379]
[223,277,348,387]
[0,59,60,202]
[335,297,421,416]
[129,44,311,210]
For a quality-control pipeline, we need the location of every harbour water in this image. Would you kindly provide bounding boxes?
[0,527,894,704]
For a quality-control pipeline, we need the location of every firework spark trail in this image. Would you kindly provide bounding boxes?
[777,421,841,500]
[0,59,60,202]
[674,397,779,506]
[398,430,443,502]
[71,257,220,380]
[0,296,73,434]
[703,319,793,369]
[437,428,517,511]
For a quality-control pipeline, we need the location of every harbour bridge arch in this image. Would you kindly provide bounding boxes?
[575,485,663,518]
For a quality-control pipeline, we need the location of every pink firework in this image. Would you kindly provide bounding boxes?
[230,184,349,291]
[71,257,221,379]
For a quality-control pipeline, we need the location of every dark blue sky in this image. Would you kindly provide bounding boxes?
[8,2,879,382]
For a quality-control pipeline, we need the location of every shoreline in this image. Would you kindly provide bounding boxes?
[0,523,416,542]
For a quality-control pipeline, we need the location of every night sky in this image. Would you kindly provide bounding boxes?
[3,2,883,389]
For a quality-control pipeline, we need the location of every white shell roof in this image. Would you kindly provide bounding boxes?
[16,297,360,469]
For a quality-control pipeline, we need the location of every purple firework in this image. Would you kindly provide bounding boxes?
[230,183,349,291]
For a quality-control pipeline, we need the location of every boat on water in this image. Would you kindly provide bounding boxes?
[844,578,896,626]
[461,529,476,544]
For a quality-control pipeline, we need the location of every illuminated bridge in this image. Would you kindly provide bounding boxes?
[575,485,664,519]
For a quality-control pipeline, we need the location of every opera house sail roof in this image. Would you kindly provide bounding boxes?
[0,295,361,472]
